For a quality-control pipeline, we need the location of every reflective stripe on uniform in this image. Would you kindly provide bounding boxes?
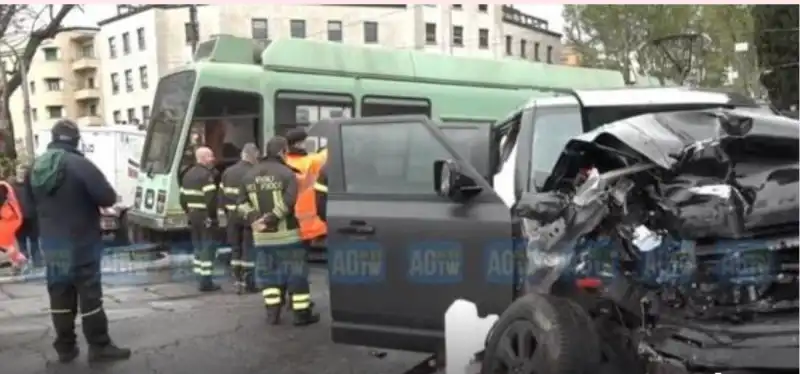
[187,203,206,209]
[263,288,282,306]
[230,259,243,267]
[253,229,301,246]
[193,260,214,276]
[223,187,239,195]
[202,184,217,192]
[240,261,255,268]
[292,293,311,310]
[81,306,104,318]
[180,188,204,196]
[225,204,237,211]
[313,182,327,193]
[50,309,73,314]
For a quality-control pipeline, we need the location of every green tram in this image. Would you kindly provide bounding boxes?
[125,35,630,247]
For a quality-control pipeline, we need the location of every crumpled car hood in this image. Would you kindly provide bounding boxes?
[565,108,799,170]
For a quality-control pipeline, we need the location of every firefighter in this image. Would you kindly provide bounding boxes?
[220,142,259,293]
[27,120,130,363]
[12,164,42,267]
[238,136,320,326]
[179,146,222,292]
[284,129,327,249]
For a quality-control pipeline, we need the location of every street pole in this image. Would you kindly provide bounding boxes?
[188,5,198,55]
[19,58,33,160]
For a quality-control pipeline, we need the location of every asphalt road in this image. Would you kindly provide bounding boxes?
[0,267,428,374]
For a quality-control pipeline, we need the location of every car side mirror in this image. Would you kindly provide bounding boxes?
[434,159,482,202]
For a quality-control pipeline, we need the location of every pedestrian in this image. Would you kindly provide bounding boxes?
[179,146,221,292]
[220,142,259,293]
[12,163,42,267]
[283,129,327,251]
[27,119,130,363]
[238,136,320,326]
[0,176,26,271]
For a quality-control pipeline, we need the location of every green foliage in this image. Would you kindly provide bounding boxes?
[752,5,798,110]
[0,155,19,179]
[563,5,756,89]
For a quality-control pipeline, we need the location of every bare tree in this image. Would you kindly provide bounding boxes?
[0,5,76,158]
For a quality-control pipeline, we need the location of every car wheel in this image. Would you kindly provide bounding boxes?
[481,293,600,374]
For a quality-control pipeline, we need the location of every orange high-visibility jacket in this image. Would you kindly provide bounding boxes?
[0,181,24,258]
[285,153,327,241]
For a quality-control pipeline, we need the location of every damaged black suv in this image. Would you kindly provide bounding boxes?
[313,87,798,374]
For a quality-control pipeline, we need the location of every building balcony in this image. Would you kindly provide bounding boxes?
[71,56,99,72]
[76,115,103,126]
[74,87,100,101]
[70,31,95,43]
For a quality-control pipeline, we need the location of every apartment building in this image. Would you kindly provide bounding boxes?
[2,27,103,148]
[97,4,563,124]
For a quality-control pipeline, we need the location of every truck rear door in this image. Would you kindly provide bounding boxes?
[324,115,513,353]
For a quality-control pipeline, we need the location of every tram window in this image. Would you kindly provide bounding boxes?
[361,95,431,117]
[274,91,353,136]
[181,88,262,172]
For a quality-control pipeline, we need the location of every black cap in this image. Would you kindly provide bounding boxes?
[265,136,288,158]
[51,119,80,146]
[285,128,308,145]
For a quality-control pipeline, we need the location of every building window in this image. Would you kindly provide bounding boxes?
[327,20,343,42]
[111,73,120,94]
[139,66,148,89]
[46,105,63,119]
[87,77,95,89]
[89,103,97,116]
[534,42,540,61]
[108,37,117,59]
[31,108,37,122]
[136,27,146,50]
[251,18,268,40]
[44,78,62,91]
[113,110,121,123]
[80,44,94,58]
[547,45,553,64]
[520,39,527,58]
[478,28,489,49]
[505,35,512,55]
[478,4,488,12]
[452,25,463,47]
[425,23,436,45]
[452,4,462,10]
[43,47,59,61]
[290,19,306,38]
[142,105,150,123]
[122,32,130,55]
[29,81,35,94]
[363,21,378,44]
[124,69,133,92]
[127,108,136,124]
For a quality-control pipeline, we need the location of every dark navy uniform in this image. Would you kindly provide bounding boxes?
[179,164,220,291]
[219,159,255,292]
[27,120,130,363]
[238,153,319,326]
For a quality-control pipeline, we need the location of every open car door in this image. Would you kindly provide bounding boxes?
[322,115,513,354]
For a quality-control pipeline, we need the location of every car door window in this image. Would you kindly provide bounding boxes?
[528,106,583,190]
[341,121,449,194]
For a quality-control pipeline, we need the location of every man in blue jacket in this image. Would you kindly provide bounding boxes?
[27,120,131,363]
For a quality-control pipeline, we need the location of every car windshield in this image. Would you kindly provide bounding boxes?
[140,71,196,174]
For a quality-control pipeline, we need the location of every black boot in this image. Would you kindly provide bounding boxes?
[198,276,221,292]
[243,272,258,294]
[88,343,131,363]
[292,309,321,326]
[266,307,282,325]
[57,346,80,363]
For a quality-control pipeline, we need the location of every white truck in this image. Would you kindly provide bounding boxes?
[34,125,146,244]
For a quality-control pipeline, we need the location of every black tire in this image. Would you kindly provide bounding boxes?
[481,293,601,374]
[115,210,130,246]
